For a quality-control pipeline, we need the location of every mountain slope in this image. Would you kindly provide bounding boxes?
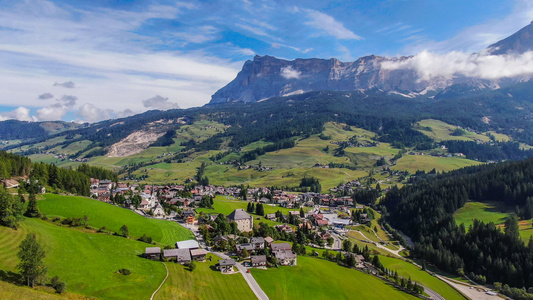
[210,22,533,105]
[487,21,533,55]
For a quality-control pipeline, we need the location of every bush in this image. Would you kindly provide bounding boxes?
[97,226,107,233]
[118,268,131,275]
[41,214,48,221]
[52,217,60,222]
[55,282,66,294]
[138,234,153,244]
[50,276,66,294]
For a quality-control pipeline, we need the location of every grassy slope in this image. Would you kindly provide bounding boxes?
[380,256,466,300]
[37,194,193,245]
[454,201,533,242]
[0,218,165,299]
[154,254,255,300]
[415,119,494,142]
[392,155,481,173]
[252,255,417,300]
[0,280,86,300]
[454,202,510,229]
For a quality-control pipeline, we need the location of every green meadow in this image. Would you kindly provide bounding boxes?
[38,194,193,245]
[392,155,481,173]
[154,254,255,300]
[251,255,417,300]
[0,218,165,299]
[454,201,533,242]
[380,256,466,300]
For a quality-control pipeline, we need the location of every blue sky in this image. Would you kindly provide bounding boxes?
[0,0,532,122]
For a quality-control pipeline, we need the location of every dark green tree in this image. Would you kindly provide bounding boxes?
[119,224,129,238]
[17,233,46,287]
[24,193,40,218]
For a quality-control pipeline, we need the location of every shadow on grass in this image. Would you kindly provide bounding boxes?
[0,269,23,285]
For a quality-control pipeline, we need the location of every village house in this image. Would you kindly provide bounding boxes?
[250,237,265,250]
[265,213,276,220]
[274,250,297,266]
[143,247,161,260]
[264,236,274,247]
[226,209,253,232]
[217,259,236,274]
[251,255,267,267]
[176,249,192,264]
[190,249,208,261]
[271,243,291,252]
[236,243,254,255]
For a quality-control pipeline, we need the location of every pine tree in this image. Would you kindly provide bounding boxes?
[24,193,40,218]
[17,233,46,287]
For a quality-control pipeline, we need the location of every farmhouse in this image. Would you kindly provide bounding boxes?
[251,255,267,267]
[274,250,297,266]
[227,209,253,232]
[144,247,161,260]
[236,243,254,254]
[271,243,291,252]
[190,249,208,261]
[217,259,236,274]
[251,237,265,250]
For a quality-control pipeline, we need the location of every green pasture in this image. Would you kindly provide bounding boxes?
[0,218,165,299]
[251,255,417,300]
[154,254,255,300]
[37,194,193,245]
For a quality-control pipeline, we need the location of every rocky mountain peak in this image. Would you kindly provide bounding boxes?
[487,21,533,55]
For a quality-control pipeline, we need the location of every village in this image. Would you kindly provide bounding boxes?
[89,178,383,277]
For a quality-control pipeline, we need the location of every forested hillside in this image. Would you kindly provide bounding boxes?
[382,159,533,291]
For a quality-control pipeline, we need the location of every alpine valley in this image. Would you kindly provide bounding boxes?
[2,17,533,300]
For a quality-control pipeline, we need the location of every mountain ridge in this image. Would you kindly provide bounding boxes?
[209,21,533,105]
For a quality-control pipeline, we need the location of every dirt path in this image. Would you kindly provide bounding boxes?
[150,262,169,300]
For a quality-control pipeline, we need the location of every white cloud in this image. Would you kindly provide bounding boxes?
[303,9,362,40]
[142,95,180,110]
[0,107,37,122]
[78,103,113,122]
[38,92,53,100]
[0,0,241,114]
[35,94,78,121]
[272,42,313,54]
[280,66,301,80]
[381,50,533,81]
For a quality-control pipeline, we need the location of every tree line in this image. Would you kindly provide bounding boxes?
[382,158,533,291]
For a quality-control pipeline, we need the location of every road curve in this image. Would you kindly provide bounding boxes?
[212,252,269,300]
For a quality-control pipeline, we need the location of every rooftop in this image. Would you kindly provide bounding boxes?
[219,259,236,266]
[227,209,252,221]
[176,240,199,249]
[145,247,161,254]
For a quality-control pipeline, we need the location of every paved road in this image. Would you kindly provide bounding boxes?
[212,252,269,300]
[176,221,269,300]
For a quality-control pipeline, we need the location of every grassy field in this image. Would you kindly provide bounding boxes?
[37,194,193,245]
[454,201,533,242]
[154,254,255,300]
[454,202,510,229]
[0,218,165,299]
[392,155,481,173]
[0,280,87,300]
[251,255,417,300]
[380,256,466,300]
[415,119,494,142]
